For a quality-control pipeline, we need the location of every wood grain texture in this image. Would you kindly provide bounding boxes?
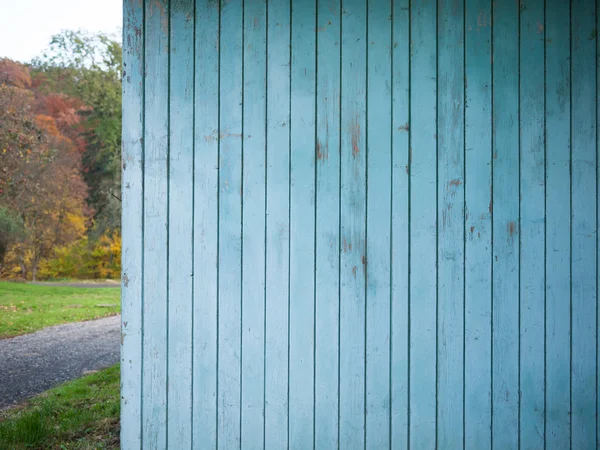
[545,0,572,447]
[390,0,410,447]
[142,0,169,446]
[121,0,144,447]
[436,0,465,447]
[167,0,194,446]
[464,0,492,447]
[217,0,243,447]
[264,0,291,447]
[240,0,267,448]
[491,0,520,447]
[365,0,391,448]
[289,1,317,448]
[570,0,597,447]
[315,0,340,447]
[519,0,545,448]
[339,0,367,448]
[192,0,220,448]
[409,0,437,447]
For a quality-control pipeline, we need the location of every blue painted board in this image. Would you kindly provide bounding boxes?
[315,0,340,447]
[436,0,465,447]
[192,0,220,448]
[167,0,194,446]
[491,0,519,447]
[339,0,367,447]
[409,0,437,446]
[142,0,169,446]
[519,1,545,448]
[264,0,291,448]
[121,0,144,447]
[289,0,316,447]
[241,0,267,448]
[570,0,597,447]
[545,1,571,447]
[365,0,391,448]
[218,0,243,446]
[390,0,410,447]
[464,0,492,447]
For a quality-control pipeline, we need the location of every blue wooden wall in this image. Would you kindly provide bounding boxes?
[121,0,599,448]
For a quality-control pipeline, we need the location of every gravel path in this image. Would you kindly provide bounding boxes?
[0,315,120,409]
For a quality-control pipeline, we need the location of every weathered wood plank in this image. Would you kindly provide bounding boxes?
[409,0,437,446]
[390,0,410,446]
[121,0,144,447]
[264,0,291,447]
[570,0,597,447]
[339,0,367,447]
[491,0,519,447]
[464,0,492,447]
[518,0,545,448]
[365,0,391,448]
[240,1,267,448]
[437,0,465,447]
[218,0,243,446]
[167,0,194,446]
[192,0,220,448]
[142,0,169,446]
[315,0,340,447]
[545,0,571,447]
[289,0,317,447]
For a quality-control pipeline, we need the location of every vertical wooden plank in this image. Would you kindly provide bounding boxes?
[436,0,465,447]
[167,0,194,446]
[570,0,597,447]
[339,0,367,447]
[241,0,267,448]
[193,0,219,447]
[409,0,437,446]
[391,0,410,446]
[289,0,316,447]
[264,0,290,447]
[518,0,545,448]
[464,0,492,447]
[491,0,519,447]
[315,0,340,447]
[545,0,571,447]
[121,0,144,446]
[142,0,169,446]
[218,0,243,446]
[365,0,391,448]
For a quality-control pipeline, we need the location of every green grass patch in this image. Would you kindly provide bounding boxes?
[0,282,120,339]
[0,365,120,450]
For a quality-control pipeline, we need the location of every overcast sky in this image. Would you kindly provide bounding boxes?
[0,0,122,63]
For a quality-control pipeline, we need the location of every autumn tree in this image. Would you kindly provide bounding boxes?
[31,30,122,238]
[0,58,88,279]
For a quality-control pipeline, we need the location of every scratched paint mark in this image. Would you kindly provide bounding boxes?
[123,273,130,287]
[398,122,410,132]
[478,10,488,27]
[449,179,462,188]
[317,140,328,161]
[507,221,517,238]
[470,226,475,234]
[537,21,544,33]
[352,266,357,278]
[351,118,361,158]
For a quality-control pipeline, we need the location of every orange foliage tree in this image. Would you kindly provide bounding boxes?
[0,58,89,280]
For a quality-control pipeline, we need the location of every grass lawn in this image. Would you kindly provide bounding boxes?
[0,282,120,339]
[0,365,120,450]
